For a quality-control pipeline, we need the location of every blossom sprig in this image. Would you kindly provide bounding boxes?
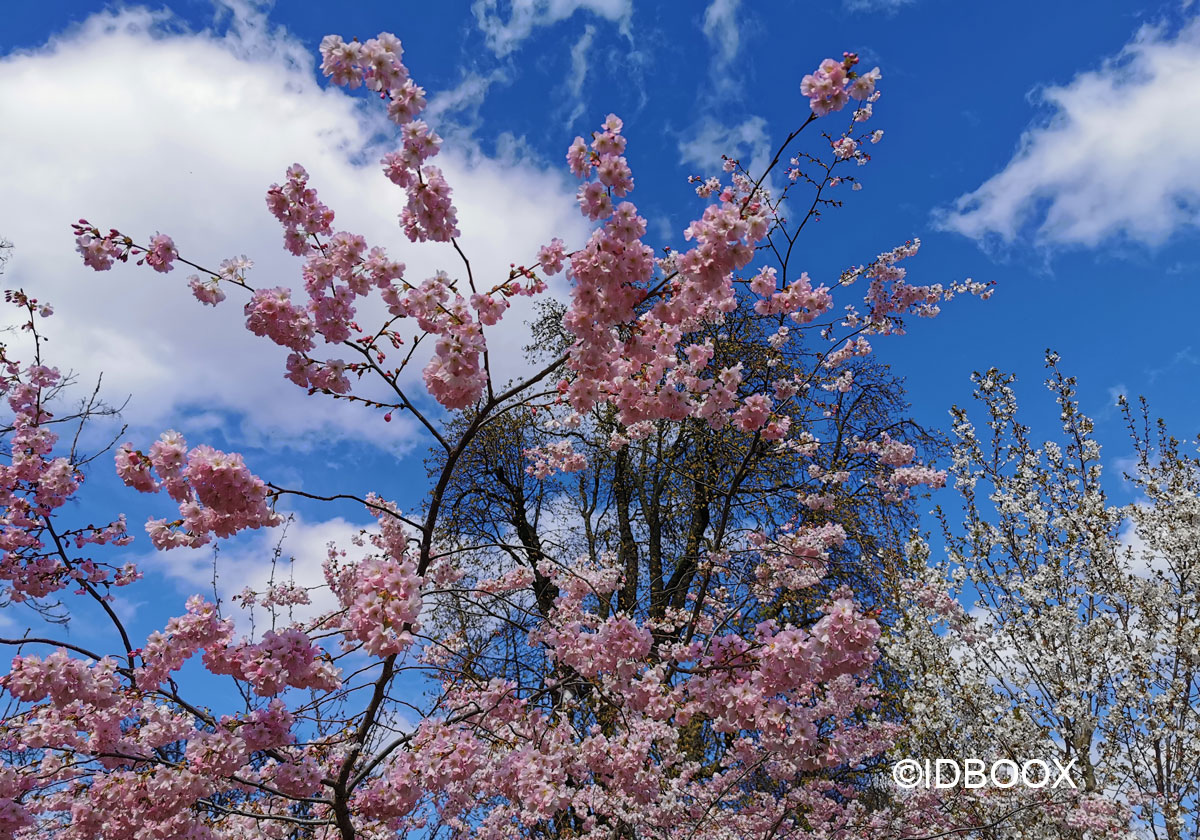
[0,294,134,605]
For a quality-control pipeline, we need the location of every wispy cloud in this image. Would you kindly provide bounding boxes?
[936,17,1200,250]
[471,0,632,57]
[842,0,916,13]
[701,0,741,92]
[1147,345,1200,383]
[679,115,770,178]
[565,24,596,127]
[425,68,510,144]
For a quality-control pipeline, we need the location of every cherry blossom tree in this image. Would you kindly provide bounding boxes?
[423,300,938,779]
[889,355,1199,840]
[0,35,989,840]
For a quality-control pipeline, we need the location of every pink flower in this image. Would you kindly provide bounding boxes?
[538,238,566,275]
[188,275,226,306]
[115,443,157,493]
[143,233,177,273]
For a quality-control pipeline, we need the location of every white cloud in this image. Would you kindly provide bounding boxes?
[842,0,915,12]
[702,0,740,71]
[425,68,509,131]
[936,18,1200,249]
[566,24,596,127]
[471,0,632,57]
[679,115,770,178]
[1147,344,1200,383]
[144,512,366,635]
[0,6,589,452]
[1117,512,1170,578]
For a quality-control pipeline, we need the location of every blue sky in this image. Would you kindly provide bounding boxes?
[1,0,1199,654]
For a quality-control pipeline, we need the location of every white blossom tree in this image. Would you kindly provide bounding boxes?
[887,353,1200,840]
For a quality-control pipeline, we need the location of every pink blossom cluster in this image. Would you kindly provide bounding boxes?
[850,432,947,501]
[809,596,883,673]
[142,233,178,273]
[423,309,486,409]
[800,53,881,116]
[826,242,994,343]
[557,118,810,436]
[852,431,916,466]
[378,270,490,409]
[71,221,129,270]
[284,228,403,387]
[823,337,872,369]
[749,521,847,591]
[235,579,312,610]
[342,552,424,656]
[226,698,296,751]
[185,726,249,778]
[537,238,566,275]
[244,286,317,353]
[3,650,121,708]
[265,163,335,256]
[321,32,459,243]
[186,255,251,306]
[523,440,588,478]
[399,163,460,243]
[324,500,425,656]
[548,614,653,682]
[265,753,325,797]
[319,32,415,99]
[116,430,280,549]
[882,464,947,492]
[751,267,834,323]
[731,392,773,432]
[205,627,342,696]
[476,565,536,595]
[353,751,421,821]
[135,595,233,688]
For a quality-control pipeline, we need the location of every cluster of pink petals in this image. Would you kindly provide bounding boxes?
[116,430,280,549]
[265,163,335,256]
[476,565,536,595]
[244,286,317,353]
[382,271,490,409]
[205,627,342,696]
[800,54,880,116]
[3,650,121,707]
[523,441,588,478]
[423,310,486,409]
[537,238,566,275]
[324,499,425,656]
[321,32,459,243]
[752,267,833,323]
[187,255,250,307]
[71,221,128,270]
[848,430,948,500]
[342,554,424,656]
[749,522,846,591]
[553,117,849,441]
[136,595,233,688]
[143,233,177,272]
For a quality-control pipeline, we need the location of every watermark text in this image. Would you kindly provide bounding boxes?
[892,758,1078,789]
